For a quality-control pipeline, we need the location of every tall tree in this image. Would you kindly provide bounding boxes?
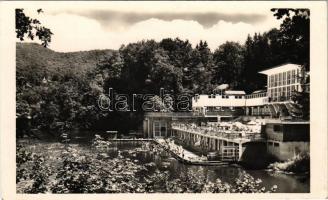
[189,40,215,94]
[16,9,53,47]
[291,65,310,120]
[271,9,310,120]
[271,9,310,69]
[159,38,194,93]
[213,42,245,90]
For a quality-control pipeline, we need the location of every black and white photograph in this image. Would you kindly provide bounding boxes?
[0,1,327,199]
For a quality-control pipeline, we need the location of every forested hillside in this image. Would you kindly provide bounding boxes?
[16,9,309,135]
[17,42,114,80]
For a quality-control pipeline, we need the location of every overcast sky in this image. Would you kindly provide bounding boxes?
[19,2,282,52]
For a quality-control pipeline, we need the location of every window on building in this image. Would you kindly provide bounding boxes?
[283,72,287,85]
[154,122,160,137]
[291,70,295,84]
[287,71,291,84]
[273,124,282,132]
[153,121,167,138]
[274,142,280,147]
[207,117,218,122]
[276,73,279,87]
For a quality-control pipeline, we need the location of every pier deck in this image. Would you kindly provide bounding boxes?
[154,139,229,166]
[108,138,230,165]
[171,126,264,161]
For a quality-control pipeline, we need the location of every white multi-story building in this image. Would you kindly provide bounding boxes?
[260,63,302,102]
[192,63,304,120]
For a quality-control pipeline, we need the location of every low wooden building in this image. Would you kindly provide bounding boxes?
[143,112,173,138]
[143,112,203,138]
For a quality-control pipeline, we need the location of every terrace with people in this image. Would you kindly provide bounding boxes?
[171,121,264,143]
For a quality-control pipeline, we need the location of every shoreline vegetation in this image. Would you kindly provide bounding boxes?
[16,135,279,193]
[267,153,310,174]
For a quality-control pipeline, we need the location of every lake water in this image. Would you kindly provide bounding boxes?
[18,137,310,193]
[108,141,310,193]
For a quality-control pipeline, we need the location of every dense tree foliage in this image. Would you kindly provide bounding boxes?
[16,9,310,136]
[16,9,53,47]
[271,9,309,69]
[271,9,310,120]
[213,42,245,90]
[17,137,278,193]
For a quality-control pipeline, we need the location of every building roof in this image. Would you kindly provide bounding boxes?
[258,63,301,75]
[265,119,309,125]
[224,90,246,95]
[215,84,229,90]
[281,121,310,125]
[252,90,266,94]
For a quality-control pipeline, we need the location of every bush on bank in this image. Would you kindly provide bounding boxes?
[17,136,278,193]
[268,152,310,173]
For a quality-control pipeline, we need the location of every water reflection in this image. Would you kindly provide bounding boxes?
[106,141,309,193]
[18,139,309,193]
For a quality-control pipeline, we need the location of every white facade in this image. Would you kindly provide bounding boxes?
[245,93,269,106]
[192,63,303,111]
[192,93,269,109]
[259,63,302,102]
[192,93,246,108]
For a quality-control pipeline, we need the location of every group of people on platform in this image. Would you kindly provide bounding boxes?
[161,138,186,159]
[172,121,262,140]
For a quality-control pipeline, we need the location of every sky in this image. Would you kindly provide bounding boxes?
[19,2,282,52]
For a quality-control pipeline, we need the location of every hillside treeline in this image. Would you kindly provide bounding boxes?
[16,9,309,135]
